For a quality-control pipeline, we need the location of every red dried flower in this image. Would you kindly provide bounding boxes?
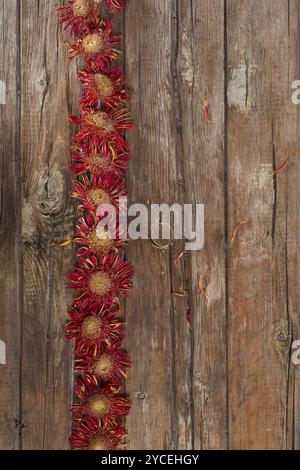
[57,0,99,36]
[68,253,133,310]
[72,173,127,214]
[70,418,126,450]
[79,67,128,109]
[70,107,133,150]
[75,212,127,256]
[71,142,129,177]
[65,303,124,355]
[72,376,131,426]
[68,21,121,70]
[75,343,131,385]
[105,0,128,12]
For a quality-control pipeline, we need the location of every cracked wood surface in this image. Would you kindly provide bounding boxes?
[0,0,300,450]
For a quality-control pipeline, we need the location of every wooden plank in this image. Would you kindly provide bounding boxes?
[125,0,178,450]
[176,0,227,450]
[20,0,77,450]
[0,0,21,451]
[227,0,295,449]
[285,0,300,450]
[125,0,227,450]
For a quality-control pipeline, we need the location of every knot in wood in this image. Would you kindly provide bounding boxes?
[36,169,66,217]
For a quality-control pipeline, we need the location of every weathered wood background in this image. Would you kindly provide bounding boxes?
[0,0,300,450]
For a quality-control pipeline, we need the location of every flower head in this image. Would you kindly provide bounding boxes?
[71,142,129,177]
[75,212,127,257]
[72,376,131,427]
[68,253,133,310]
[70,107,133,150]
[72,173,127,214]
[68,21,121,70]
[79,67,128,109]
[70,418,126,450]
[75,343,131,385]
[65,303,124,355]
[57,0,99,35]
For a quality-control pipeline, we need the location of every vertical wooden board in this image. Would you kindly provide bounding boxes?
[160,0,193,450]
[227,0,292,449]
[176,0,227,450]
[286,0,300,450]
[0,0,21,450]
[20,0,76,449]
[125,0,179,450]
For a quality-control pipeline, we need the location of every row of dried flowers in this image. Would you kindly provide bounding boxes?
[57,0,133,451]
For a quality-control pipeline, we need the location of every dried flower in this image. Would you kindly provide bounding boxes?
[72,376,131,427]
[68,21,121,70]
[72,172,127,214]
[65,303,125,355]
[75,343,130,385]
[70,418,126,450]
[79,67,128,109]
[71,142,129,177]
[68,253,133,310]
[70,107,133,150]
[57,0,99,36]
[75,212,127,256]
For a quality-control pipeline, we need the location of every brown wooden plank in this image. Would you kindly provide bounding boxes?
[176,0,227,450]
[227,0,295,450]
[125,0,227,450]
[285,0,300,450]
[20,0,77,450]
[0,0,21,451]
[125,0,178,450]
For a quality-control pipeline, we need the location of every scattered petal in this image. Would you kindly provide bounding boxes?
[273,159,289,175]
[231,220,248,244]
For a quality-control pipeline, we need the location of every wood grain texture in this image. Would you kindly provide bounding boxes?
[0,0,21,451]
[125,0,177,450]
[0,0,300,450]
[226,0,296,450]
[176,0,227,450]
[20,0,76,450]
[287,0,300,449]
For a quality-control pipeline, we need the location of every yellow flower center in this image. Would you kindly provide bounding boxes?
[89,436,111,451]
[88,272,112,296]
[88,188,111,206]
[89,229,114,252]
[82,33,103,55]
[87,153,111,172]
[81,316,102,340]
[86,394,111,418]
[94,353,114,377]
[72,0,91,17]
[94,74,114,99]
[88,111,115,131]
